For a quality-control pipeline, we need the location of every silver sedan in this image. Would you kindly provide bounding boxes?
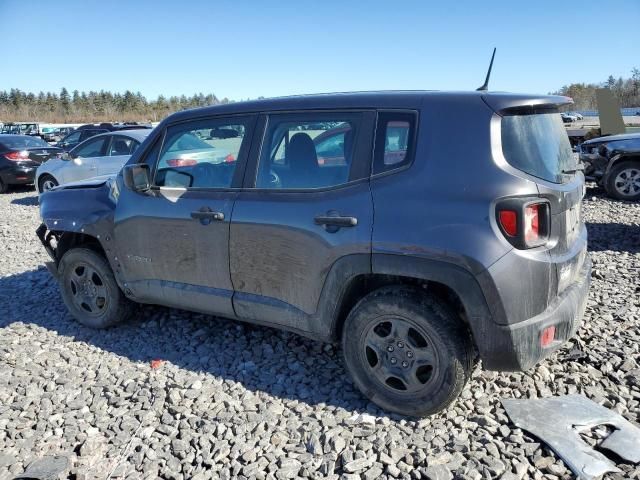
[35,129,151,193]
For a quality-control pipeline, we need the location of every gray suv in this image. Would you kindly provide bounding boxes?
[37,91,590,416]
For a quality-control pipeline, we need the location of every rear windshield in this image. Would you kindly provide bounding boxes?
[501,113,575,184]
[0,136,49,149]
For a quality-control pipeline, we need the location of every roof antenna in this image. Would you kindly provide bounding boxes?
[476,48,496,91]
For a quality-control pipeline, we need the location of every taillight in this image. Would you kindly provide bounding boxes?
[498,210,517,236]
[496,199,550,249]
[524,204,541,243]
[224,154,235,163]
[4,150,29,161]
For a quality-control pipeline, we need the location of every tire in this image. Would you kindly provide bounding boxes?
[58,248,133,328]
[0,178,7,194]
[342,286,473,417]
[604,160,640,201]
[38,174,58,193]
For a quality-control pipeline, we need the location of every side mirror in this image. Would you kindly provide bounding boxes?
[123,164,151,192]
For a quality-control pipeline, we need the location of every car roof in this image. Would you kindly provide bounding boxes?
[583,132,640,144]
[87,129,152,141]
[164,90,572,124]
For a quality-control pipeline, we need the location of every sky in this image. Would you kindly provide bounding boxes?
[0,0,638,101]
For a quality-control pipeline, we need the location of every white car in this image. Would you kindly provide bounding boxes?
[36,129,151,193]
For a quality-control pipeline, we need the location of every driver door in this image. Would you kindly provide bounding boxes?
[113,116,256,318]
[63,135,108,184]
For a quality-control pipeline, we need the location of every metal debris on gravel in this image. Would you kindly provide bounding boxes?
[0,184,639,480]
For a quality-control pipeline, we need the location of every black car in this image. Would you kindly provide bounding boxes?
[56,123,152,151]
[579,132,640,200]
[0,135,62,193]
[37,91,589,416]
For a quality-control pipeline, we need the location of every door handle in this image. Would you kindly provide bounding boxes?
[314,214,358,228]
[191,208,224,225]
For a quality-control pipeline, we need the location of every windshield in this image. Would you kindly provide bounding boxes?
[501,113,575,184]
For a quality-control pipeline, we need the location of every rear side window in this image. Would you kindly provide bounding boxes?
[501,113,576,184]
[373,112,417,175]
[256,114,364,189]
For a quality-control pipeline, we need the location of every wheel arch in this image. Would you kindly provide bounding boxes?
[325,254,497,352]
[604,153,640,177]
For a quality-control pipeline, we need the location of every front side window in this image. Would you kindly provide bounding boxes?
[108,136,138,156]
[74,137,107,158]
[501,112,575,184]
[154,120,249,189]
[256,116,360,189]
[62,131,81,144]
[373,112,417,175]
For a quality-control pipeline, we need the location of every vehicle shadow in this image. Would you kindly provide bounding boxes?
[10,195,39,206]
[585,222,640,254]
[0,266,374,415]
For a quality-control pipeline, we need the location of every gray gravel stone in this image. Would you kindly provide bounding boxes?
[0,184,638,479]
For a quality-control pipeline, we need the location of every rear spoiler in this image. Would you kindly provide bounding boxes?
[482,93,573,116]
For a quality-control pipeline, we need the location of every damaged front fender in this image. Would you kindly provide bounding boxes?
[36,179,119,271]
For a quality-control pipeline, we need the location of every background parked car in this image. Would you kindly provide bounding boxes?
[36,129,151,192]
[579,132,640,200]
[43,127,75,144]
[568,111,584,120]
[561,112,577,123]
[55,122,152,151]
[0,134,62,193]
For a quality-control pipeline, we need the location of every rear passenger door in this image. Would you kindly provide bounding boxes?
[98,135,139,176]
[229,111,375,328]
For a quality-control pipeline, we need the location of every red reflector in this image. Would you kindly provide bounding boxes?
[4,150,29,161]
[541,325,556,347]
[224,154,236,163]
[499,210,517,236]
[524,204,540,243]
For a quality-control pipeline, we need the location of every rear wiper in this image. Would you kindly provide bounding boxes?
[562,165,585,174]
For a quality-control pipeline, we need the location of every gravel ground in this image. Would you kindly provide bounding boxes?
[0,184,638,480]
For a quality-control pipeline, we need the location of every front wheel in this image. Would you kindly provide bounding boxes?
[604,161,640,201]
[342,286,473,417]
[58,248,133,328]
[38,174,58,193]
[0,178,7,194]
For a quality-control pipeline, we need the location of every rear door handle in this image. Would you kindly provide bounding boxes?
[191,207,224,225]
[314,214,358,227]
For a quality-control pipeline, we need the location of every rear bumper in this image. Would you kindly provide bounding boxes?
[478,254,591,371]
[0,165,37,184]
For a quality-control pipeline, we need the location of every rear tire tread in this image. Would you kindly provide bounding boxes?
[342,285,473,417]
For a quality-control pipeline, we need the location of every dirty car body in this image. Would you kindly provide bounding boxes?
[37,90,590,415]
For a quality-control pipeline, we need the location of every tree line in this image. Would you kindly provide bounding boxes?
[0,88,231,123]
[552,68,640,111]
[2,68,639,124]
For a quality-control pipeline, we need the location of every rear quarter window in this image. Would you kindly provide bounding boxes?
[501,113,576,184]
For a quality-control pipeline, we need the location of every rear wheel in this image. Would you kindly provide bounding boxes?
[38,174,58,193]
[342,286,473,417]
[58,248,133,328]
[605,160,640,201]
[0,178,7,194]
